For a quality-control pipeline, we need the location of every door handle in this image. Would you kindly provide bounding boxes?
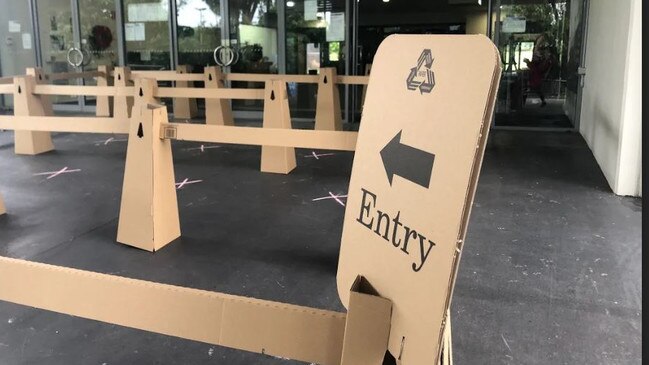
[67,47,84,68]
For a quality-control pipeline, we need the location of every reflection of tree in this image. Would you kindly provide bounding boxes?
[509,1,569,79]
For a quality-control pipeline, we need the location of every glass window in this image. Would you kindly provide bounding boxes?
[494,0,580,128]
[176,0,222,69]
[123,0,172,70]
[229,0,278,113]
[285,0,346,119]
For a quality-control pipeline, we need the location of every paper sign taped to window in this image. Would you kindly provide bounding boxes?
[304,0,317,21]
[22,33,32,49]
[8,21,20,33]
[326,13,345,42]
[502,17,526,33]
[127,3,168,22]
[125,23,146,41]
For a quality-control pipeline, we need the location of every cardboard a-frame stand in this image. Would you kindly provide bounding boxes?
[203,66,234,126]
[13,71,54,155]
[172,65,199,120]
[0,35,501,365]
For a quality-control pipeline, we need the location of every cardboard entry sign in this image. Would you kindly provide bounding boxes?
[337,35,501,364]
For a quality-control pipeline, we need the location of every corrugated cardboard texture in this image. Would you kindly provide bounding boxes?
[0,256,347,365]
[13,76,54,155]
[336,34,501,365]
[116,103,180,251]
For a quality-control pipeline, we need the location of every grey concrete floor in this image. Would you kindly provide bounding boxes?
[0,127,641,364]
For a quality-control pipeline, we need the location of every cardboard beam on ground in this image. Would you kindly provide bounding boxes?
[315,67,343,131]
[12,76,54,155]
[113,67,134,120]
[204,66,234,126]
[96,65,113,117]
[172,65,198,119]
[0,256,394,365]
[260,80,297,174]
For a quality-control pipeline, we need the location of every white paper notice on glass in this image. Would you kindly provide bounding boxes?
[502,17,526,33]
[8,21,20,33]
[304,0,317,21]
[326,13,345,42]
[128,3,168,22]
[125,23,146,41]
[306,43,320,72]
[21,33,32,49]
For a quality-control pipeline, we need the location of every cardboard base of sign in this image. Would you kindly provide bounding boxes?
[0,194,5,215]
[13,76,54,155]
[0,256,392,365]
[260,80,297,174]
[96,65,114,117]
[204,66,234,126]
[172,65,198,119]
[116,100,180,252]
[315,67,343,131]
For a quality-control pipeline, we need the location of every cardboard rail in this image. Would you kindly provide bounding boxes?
[0,34,499,363]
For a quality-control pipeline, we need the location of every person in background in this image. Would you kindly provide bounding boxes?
[524,33,554,107]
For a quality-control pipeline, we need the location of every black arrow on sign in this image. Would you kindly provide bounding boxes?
[380,130,435,188]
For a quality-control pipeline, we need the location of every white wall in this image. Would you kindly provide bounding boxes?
[579,0,642,196]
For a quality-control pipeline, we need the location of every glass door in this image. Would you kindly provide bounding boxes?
[228,0,278,114]
[78,0,119,107]
[285,0,347,120]
[123,0,172,70]
[492,0,588,129]
[36,0,82,111]
[36,0,120,112]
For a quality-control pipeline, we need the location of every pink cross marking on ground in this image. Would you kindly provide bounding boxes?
[304,151,335,160]
[94,137,127,146]
[175,178,203,189]
[186,144,222,152]
[33,167,81,180]
[312,192,348,206]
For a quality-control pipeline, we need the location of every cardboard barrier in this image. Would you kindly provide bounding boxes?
[171,65,199,119]
[0,34,499,364]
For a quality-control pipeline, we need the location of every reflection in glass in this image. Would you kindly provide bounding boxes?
[285,0,346,118]
[123,0,172,70]
[176,0,221,69]
[36,0,78,106]
[494,0,584,128]
[229,0,278,112]
[79,0,118,106]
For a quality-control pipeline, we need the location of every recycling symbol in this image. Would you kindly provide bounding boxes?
[406,49,435,94]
